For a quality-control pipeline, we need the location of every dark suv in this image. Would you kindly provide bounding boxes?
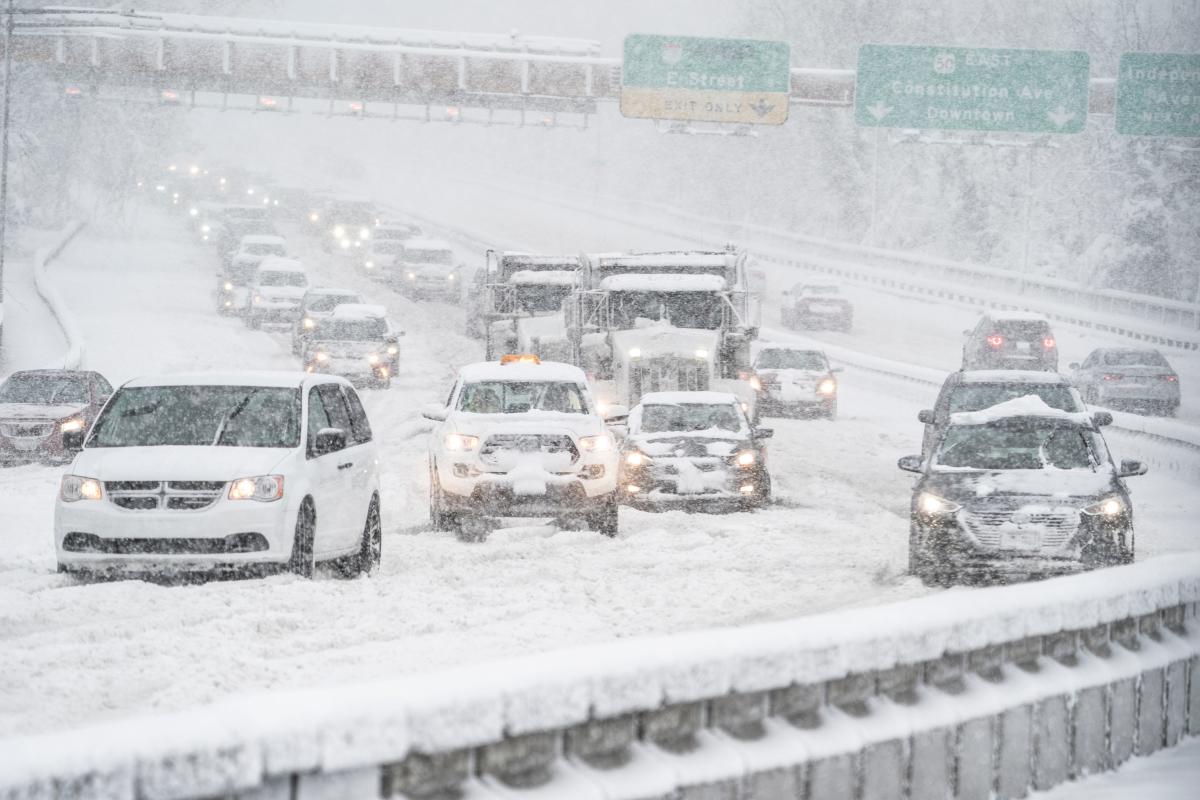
[917,370,1108,457]
[962,313,1058,371]
[899,397,1144,586]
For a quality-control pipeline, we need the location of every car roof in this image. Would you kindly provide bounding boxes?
[457,360,587,383]
[121,371,346,390]
[331,303,388,319]
[957,370,1072,385]
[639,391,741,405]
[305,287,361,298]
[3,369,93,380]
[257,256,305,272]
[240,235,286,245]
[948,395,1092,426]
[984,311,1049,322]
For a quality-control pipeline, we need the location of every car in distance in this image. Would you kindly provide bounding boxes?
[423,356,621,539]
[291,288,366,354]
[751,346,840,419]
[363,223,419,277]
[302,304,402,389]
[1070,348,1181,416]
[961,312,1058,372]
[228,234,287,273]
[619,391,772,510]
[0,370,113,465]
[392,238,462,302]
[916,370,1104,458]
[318,198,376,253]
[781,284,853,332]
[246,257,309,328]
[55,372,380,579]
[898,395,1144,586]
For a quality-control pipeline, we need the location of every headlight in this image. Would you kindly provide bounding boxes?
[359,227,370,240]
[365,260,374,269]
[918,492,961,515]
[228,475,284,502]
[735,450,756,467]
[386,345,399,356]
[302,317,315,329]
[444,433,480,452]
[448,274,456,281]
[309,212,320,222]
[223,281,233,291]
[1082,497,1125,517]
[628,347,642,359]
[60,475,102,502]
[407,271,416,280]
[579,434,613,452]
[625,451,649,467]
[332,225,346,239]
[315,352,329,362]
[818,378,837,396]
[254,295,263,304]
[340,239,351,249]
[748,376,763,391]
[201,224,211,233]
[694,348,709,360]
[60,418,84,434]
[367,353,380,365]
[188,207,198,217]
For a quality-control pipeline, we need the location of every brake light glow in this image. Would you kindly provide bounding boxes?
[1042,337,1056,349]
[986,334,1004,348]
[1102,374,1123,381]
[1162,374,1178,382]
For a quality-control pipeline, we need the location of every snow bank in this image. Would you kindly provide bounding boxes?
[31,221,87,371]
[1,555,1196,794]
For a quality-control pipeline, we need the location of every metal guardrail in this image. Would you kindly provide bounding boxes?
[2,557,1197,799]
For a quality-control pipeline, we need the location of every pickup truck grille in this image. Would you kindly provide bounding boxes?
[481,434,579,461]
[105,481,226,512]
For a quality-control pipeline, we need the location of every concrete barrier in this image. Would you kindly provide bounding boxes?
[31,221,87,370]
[1,556,1197,800]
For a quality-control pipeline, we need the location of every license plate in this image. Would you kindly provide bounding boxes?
[1016,341,1031,352]
[1000,528,1040,550]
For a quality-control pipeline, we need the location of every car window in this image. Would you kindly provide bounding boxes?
[259,271,307,287]
[307,293,360,313]
[343,387,373,444]
[0,373,88,404]
[317,384,354,438]
[1103,350,1168,367]
[458,381,586,414]
[640,403,745,433]
[89,386,300,448]
[306,386,333,457]
[937,423,1095,470]
[93,374,113,396]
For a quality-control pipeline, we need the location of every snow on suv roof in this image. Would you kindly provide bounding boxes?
[959,370,1071,384]
[987,311,1049,322]
[600,274,727,292]
[239,235,286,245]
[949,395,1091,426]
[305,287,360,298]
[458,360,587,384]
[122,371,340,389]
[639,391,741,406]
[332,303,388,319]
[257,256,305,273]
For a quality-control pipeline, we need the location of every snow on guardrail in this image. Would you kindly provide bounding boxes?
[1,556,1197,799]
[31,221,87,371]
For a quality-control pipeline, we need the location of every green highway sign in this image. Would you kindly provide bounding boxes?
[855,44,1090,134]
[621,34,791,125]
[1117,52,1200,137]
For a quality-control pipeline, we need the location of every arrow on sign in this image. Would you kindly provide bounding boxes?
[749,99,775,118]
[1047,106,1076,129]
[866,102,893,121]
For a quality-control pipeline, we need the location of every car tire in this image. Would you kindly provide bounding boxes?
[588,494,620,537]
[288,499,316,578]
[350,496,382,576]
[825,402,838,420]
[247,314,262,330]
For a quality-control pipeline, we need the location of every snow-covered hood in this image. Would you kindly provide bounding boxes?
[611,327,720,363]
[71,446,292,481]
[0,402,88,422]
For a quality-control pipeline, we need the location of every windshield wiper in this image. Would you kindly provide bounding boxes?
[213,390,261,446]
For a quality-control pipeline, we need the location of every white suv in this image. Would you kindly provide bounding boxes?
[54,372,381,579]
[246,257,309,329]
[423,356,621,537]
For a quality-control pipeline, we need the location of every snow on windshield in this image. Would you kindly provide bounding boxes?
[640,403,743,433]
[936,421,1096,470]
[88,386,301,448]
[610,291,723,330]
[458,381,586,414]
[0,373,87,405]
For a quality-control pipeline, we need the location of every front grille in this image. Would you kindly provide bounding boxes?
[963,503,1079,550]
[0,421,54,438]
[632,358,710,396]
[481,434,579,461]
[105,480,225,512]
[62,532,268,555]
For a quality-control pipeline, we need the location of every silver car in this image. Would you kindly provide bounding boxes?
[1070,348,1180,416]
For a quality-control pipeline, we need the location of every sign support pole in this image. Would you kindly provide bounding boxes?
[0,0,15,335]
[867,128,881,246]
[1021,145,1035,275]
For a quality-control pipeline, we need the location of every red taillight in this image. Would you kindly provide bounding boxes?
[1162,374,1178,382]
[1042,337,1056,349]
[1102,373,1123,381]
[986,334,1004,348]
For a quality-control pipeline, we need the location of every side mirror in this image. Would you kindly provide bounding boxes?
[603,404,629,423]
[746,327,759,340]
[62,430,85,454]
[1069,362,1080,371]
[1092,411,1113,427]
[897,454,924,473]
[753,427,774,440]
[917,409,935,425]
[313,427,346,457]
[421,403,448,422]
[1117,459,1147,478]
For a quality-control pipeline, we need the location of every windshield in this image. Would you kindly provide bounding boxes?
[458,381,587,414]
[258,270,307,287]
[0,373,87,405]
[756,350,827,370]
[306,294,360,313]
[641,403,744,434]
[88,386,300,448]
[244,243,285,256]
[802,286,838,295]
[376,226,419,239]
[609,291,723,330]
[948,386,1079,415]
[516,285,573,314]
[371,241,404,254]
[994,320,1050,337]
[327,203,374,224]
[406,248,454,265]
[1103,351,1168,367]
[936,422,1095,470]
[313,318,387,341]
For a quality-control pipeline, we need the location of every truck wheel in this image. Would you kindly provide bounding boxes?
[247,313,261,330]
[288,499,316,578]
[589,495,619,537]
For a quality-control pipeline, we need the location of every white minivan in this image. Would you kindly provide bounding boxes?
[54,372,380,579]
